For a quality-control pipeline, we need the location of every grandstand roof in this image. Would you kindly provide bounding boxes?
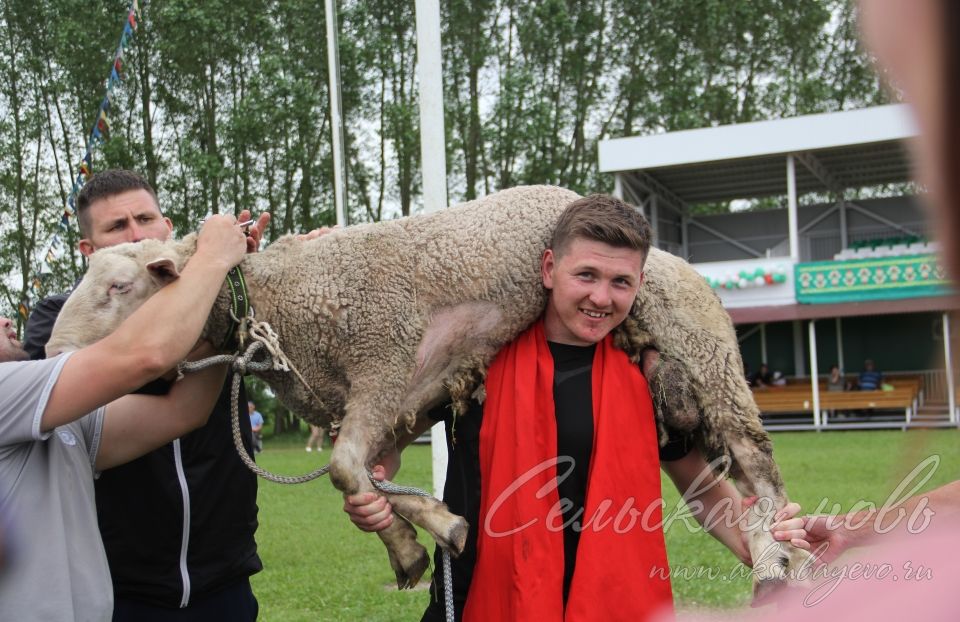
[599,104,917,204]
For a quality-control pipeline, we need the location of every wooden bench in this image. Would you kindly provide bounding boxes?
[752,389,814,415]
[882,377,924,407]
[751,377,922,427]
[819,388,917,425]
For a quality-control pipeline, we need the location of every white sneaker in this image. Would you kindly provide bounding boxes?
[305,447,312,452]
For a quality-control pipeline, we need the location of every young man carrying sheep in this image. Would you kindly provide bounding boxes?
[23,170,270,621]
[0,216,246,621]
[345,195,807,621]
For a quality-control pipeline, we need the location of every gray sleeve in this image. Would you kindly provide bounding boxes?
[0,353,74,445]
[78,407,106,468]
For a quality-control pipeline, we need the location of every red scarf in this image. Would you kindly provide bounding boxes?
[463,320,673,622]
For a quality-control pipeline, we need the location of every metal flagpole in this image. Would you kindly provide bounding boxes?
[944,312,956,425]
[809,320,821,429]
[787,154,800,262]
[414,0,450,497]
[415,0,448,214]
[325,0,347,227]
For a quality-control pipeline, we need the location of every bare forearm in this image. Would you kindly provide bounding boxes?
[664,449,750,563]
[95,363,228,470]
[800,480,960,563]
[692,479,750,563]
[894,479,960,518]
[43,216,245,430]
[103,253,233,376]
[43,257,232,431]
[848,479,960,542]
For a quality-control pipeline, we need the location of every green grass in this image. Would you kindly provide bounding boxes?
[250,429,960,620]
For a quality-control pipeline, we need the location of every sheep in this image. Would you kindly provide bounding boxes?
[48,185,809,596]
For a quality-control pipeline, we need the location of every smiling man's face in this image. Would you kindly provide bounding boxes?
[540,238,645,346]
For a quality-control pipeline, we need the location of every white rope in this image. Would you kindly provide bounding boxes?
[247,318,290,372]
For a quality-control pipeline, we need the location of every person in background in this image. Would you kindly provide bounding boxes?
[857,359,882,391]
[749,363,773,388]
[827,364,845,392]
[305,424,325,453]
[248,401,264,454]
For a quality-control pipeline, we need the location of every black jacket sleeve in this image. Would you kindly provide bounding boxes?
[23,293,69,360]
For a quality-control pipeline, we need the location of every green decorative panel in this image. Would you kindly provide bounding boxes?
[795,254,952,303]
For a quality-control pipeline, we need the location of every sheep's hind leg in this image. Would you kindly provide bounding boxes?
[384,491,468,556]
[379,412,468,556]
[329,413,429,589]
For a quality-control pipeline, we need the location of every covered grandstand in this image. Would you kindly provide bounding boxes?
[600,104,958,430]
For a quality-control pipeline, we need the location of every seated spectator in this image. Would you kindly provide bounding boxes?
[771,371,787,386]
[749,363,773,388]
[858,359,883,391]
[827,364,845,392]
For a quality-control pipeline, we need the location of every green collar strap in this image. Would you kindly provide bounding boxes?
[221,265,251,349]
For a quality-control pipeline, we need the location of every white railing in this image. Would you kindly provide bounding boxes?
[886,369,959,406]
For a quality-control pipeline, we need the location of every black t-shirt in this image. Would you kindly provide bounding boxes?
[550,342,596,601]
[421,342,691,621]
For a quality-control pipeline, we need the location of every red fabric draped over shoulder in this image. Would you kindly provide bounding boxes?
[464,320,673,622]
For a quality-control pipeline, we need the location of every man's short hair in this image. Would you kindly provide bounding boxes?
[76,169,158,237]
[551,194,652,257]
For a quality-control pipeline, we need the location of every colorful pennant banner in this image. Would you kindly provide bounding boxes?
[19,0,141,321]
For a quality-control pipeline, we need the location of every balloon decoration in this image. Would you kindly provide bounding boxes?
[703,265,788,290]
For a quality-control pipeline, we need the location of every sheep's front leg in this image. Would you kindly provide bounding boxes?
[329,411,429,589]
[718,409,814,602]
[645,352,700,434]
[638,344,812,600]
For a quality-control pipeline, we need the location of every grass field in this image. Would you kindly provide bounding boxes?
[249,429,960,621]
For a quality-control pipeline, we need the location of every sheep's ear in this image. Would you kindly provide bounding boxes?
[146,258,180,286]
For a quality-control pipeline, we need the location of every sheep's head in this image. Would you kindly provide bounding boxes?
[47,235,196,356]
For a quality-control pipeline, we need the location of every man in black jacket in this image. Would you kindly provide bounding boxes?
[25,169,264,621]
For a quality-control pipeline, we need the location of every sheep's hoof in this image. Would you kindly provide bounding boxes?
[441,517,469,557]
[387,543,430,589]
